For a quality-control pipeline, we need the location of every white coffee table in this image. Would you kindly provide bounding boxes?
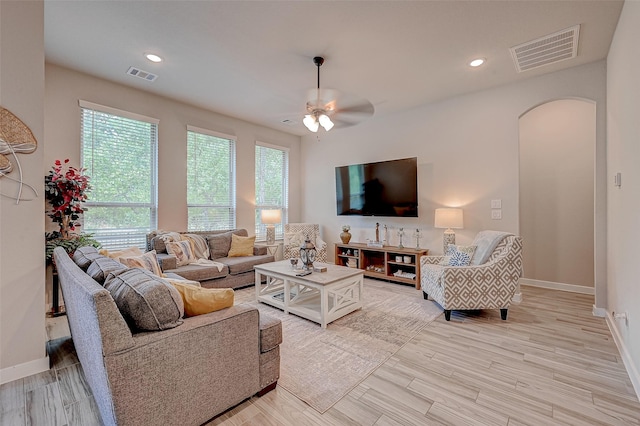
[254,261,364,328]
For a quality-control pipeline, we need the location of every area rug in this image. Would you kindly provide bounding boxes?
[235,279,443,413]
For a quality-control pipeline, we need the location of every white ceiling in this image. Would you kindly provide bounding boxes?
[44,1,623,136]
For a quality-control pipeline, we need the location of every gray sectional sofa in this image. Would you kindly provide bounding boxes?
[147,229,274,289]
[54,246,282,426]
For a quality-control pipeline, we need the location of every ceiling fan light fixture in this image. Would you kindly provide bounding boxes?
[318,113,334,131]
[303,114,319,132]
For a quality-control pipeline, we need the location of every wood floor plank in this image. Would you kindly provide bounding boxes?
[25,382,66,426]
[55,364,91,406]
[64,397,100,426]
[0,378,24,413]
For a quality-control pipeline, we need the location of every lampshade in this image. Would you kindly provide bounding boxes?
[260,209,282,225]
[434,208,464,229]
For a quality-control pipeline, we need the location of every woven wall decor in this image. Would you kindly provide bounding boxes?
[0,106,38,174]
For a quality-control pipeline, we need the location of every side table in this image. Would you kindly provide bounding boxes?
[259,243,282,261]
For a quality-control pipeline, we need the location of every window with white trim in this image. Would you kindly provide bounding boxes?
[80,101,158,250]
[187,126,236,231]
[255,142,288,241]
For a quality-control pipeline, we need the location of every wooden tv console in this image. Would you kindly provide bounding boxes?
[335,242,428,290]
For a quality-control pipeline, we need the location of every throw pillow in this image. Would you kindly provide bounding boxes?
[72,246,102,270]
[87,257,128,284]
[285,231,305,247]
[118,250,163,277]
[228,234,256,257]
[104,268,184,331]
[441,244,477,267]
[170,281,234,317]
[165,240,196,267]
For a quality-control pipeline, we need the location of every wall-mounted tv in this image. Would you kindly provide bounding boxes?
[335,157,418,217]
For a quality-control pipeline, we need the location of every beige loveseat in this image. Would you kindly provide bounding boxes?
[54,246,282,425]
[147,229,274,289]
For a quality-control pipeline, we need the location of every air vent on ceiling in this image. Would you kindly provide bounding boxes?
[510,25,580,73]
[126,66,158,82]
[281,119,298,126]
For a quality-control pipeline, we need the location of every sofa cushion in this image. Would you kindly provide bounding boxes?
[207,232,233,259]
[104,268,184,331]
[87,257,128,284]
[207,229,248,259]
[219,254,274,275]
[119,250,163,277]
[228,234,256,257]
[166,263,229,282]
[150,236,167,253]
[170,281,234,317]
[166,240,196,266]
[72,246,102,270]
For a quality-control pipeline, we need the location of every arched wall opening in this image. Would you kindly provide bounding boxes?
[519,99,596,289]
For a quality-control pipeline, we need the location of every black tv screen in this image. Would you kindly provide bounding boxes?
[335,157,418,217]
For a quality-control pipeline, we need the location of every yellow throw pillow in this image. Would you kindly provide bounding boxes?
[170,281,234,316]
[227,234,256,257]
[119,250,163,276]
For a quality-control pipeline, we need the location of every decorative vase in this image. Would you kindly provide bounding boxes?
[340,230,352,244]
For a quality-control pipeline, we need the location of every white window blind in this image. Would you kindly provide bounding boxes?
[80,100,158,250]
[255,142,288,241]
[187,126,236,231]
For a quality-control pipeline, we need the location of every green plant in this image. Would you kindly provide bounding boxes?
[45,231,100,264]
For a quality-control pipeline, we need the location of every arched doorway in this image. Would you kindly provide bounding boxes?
[519,99,596,290]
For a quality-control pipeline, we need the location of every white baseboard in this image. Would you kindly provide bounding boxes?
[605,311,640,402]
[592,305,607,317]
[0,356,50,385]
[520,278,594,295]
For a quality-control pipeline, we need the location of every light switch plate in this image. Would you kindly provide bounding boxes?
[491,199,502,209]
[491,210,502,220]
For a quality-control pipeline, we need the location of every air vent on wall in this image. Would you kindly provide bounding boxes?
[126,66,158,82]
[510,25,580,73]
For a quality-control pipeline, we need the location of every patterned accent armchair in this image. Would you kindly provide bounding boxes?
[420,233,523,321]
[282,223,328,263]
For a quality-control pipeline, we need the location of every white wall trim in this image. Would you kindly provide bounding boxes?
[520,278,594,294]
[592,305,607,317]
[605,311,640,401]
[0,356,49,385]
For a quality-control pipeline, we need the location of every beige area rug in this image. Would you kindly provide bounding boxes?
[235,279,443,413]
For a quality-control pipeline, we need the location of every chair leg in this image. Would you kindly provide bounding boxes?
[423,292,428,300]
[500,308,508,320]
[257,381,277,396]
[444,310,451,321]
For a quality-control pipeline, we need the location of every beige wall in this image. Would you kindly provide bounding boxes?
[606,0,640,396]
[0,1,48,383]
[44,64,302,233]
[302,62,606,298]
[519,99,595,288]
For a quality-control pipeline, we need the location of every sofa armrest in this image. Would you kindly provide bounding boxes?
[156,252,177,271]
[253,246,267,256]
[103,304,263,425]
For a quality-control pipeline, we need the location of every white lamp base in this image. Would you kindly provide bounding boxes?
[443,229,456,254]
[266,225,275,245]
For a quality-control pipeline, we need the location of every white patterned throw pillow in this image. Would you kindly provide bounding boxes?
[441,244,477,267]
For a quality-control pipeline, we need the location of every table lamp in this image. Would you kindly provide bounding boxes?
[261,209,281,245]
[434,208,463,254]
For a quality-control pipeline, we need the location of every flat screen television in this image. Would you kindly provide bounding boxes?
[335,157,418,217]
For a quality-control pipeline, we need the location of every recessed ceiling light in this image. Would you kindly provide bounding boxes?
[469,58,485,67]
[145,53,163,63]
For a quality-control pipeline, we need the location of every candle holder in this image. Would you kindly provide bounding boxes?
[414,229,421,249]
[397,227,404,249]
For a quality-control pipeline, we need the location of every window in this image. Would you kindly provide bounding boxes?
[255,142,288,241]
[80,101,158,250]
[187,126,236,231]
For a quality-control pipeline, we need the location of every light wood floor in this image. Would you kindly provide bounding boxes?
[1,284,639,425]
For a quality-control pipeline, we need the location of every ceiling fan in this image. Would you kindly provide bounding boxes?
[302,56,374,133]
